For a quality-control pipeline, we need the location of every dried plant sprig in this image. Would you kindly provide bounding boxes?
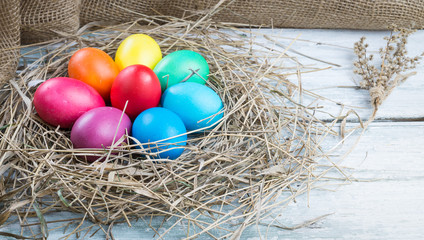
[353,27,423,118]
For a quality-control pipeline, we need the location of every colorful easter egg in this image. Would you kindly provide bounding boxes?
[33,77,105,128]
[115,34,162,70]
[154,50,209,91]
[110,64,162,120]
[132,107,187,160]
[161,82,223,131]
[71,107,132,161]
[68,47,120,102]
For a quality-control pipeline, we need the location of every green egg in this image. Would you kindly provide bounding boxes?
[153,50,209,91]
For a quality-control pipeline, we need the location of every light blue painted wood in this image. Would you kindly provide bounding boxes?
[255,29,424,122]
[2,29,424,239]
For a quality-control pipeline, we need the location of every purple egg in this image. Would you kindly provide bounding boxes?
[71,107,132,161]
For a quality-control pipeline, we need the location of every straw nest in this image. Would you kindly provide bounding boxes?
[0,13,342,239]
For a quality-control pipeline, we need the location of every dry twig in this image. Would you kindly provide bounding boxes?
[353,27,423,123]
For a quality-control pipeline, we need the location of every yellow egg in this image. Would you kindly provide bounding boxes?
[115,34,162,70]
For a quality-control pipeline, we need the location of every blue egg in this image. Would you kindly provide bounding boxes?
[161,82,224,131]
[132,107,187,159]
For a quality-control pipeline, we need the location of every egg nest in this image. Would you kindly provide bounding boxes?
[0,14,341,239]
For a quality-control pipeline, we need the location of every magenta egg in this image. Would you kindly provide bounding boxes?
[33,77,105,128]
[70,107,132,161]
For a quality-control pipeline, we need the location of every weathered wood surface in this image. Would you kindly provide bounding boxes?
[240,121,424,240]
[1,29,424,239]
[259,29,424,122]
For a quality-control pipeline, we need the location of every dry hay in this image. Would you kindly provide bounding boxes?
[0,13,345,239]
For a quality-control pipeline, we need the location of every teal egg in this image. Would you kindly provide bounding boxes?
[153,50,209,91]
[161,82,223,131]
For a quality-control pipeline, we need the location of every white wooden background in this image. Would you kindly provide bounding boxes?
[1,29,424,239]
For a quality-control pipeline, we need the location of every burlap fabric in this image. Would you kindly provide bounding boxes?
[0,0,20,84]
[20,0,80,44]
[80,0,165,24]
[81,0,424,29]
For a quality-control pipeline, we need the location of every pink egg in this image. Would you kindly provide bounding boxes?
[33,77,105,128]
[70,107,132,161]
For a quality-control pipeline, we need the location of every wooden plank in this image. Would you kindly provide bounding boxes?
[2,29,424,239]
[238,121,424,239]
[253,29,424,121]
[3,122,421,239]
[19,29,424,121]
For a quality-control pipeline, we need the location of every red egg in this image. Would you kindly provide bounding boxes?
[33,77,105,128]
[110,64,161,119]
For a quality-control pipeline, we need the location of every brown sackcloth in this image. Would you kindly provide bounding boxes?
[81,0,424,30]
[80,0,165,24]
[0,0,20,85]
[20,0,80,44]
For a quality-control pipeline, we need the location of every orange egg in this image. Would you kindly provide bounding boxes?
[68,48,120,101]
